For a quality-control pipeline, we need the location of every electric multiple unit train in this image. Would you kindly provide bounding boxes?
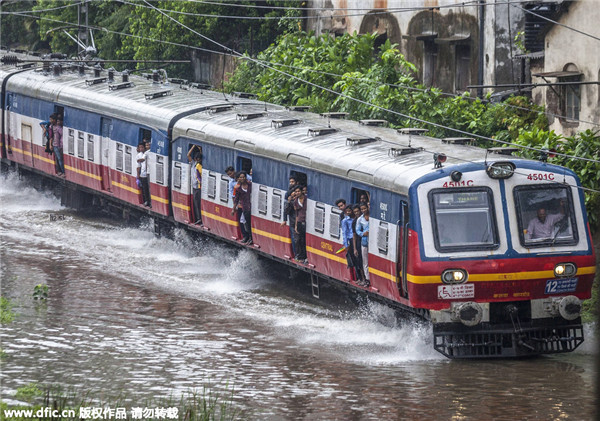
[1,51,596,358]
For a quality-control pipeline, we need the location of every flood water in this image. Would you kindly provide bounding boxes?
[1,172,597,420]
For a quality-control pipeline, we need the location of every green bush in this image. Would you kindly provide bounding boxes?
[512,129,600,232]
[226,32,599,231]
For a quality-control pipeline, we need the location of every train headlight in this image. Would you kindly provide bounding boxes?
[441,269,468,284]
[450,171,462,182]
[554,263,577,278]
[486,162,515,179]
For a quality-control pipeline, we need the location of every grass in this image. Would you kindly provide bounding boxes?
[581,232,600,324]
[0,383,249,421]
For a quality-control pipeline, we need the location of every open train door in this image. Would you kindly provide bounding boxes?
[396,201,409,298]
[100,117,112,192]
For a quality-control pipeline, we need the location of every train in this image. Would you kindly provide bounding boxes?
[1,50,596,358]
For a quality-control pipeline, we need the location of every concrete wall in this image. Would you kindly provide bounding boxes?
[305,0,525,96]
[535,0,600,136]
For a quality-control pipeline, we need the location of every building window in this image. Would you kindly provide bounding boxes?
[423,40,438,86]
[561,75,581,121]
[455,44,471,92]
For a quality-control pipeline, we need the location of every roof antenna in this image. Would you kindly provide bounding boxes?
[328,113,331,128]
[264,99,267,112]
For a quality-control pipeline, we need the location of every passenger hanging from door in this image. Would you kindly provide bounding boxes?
[187,145,203,225]
[137,138,151,207]
[51,115,65,177]
[231,171,253,245]
[40,113,56,155]
[356,202,370,286]
[293,185,308,264]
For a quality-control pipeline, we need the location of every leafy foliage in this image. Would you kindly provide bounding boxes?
[227,32,598,230]
[33,284,48,300]
[119,0,302,79]
[0,296,15,325]
[512,129,600,231]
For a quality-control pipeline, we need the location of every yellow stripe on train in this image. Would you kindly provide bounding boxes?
[406,265,596,284]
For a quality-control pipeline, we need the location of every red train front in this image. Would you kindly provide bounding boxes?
[405,159,596,358]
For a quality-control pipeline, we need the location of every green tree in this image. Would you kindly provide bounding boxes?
[0,0,43,50]
[120,0,302,79]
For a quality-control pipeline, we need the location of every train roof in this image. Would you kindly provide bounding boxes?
[174,103,526,195]
[2,50,531,195]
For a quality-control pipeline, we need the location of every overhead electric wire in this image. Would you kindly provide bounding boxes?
[512,3,600,43]
[139,0,600,169]
[5,1,84,14]
[3,12,599,188]
[248,58,600,128]
[5,9,599,168]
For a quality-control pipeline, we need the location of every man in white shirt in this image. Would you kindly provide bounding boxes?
[137,140,151,207]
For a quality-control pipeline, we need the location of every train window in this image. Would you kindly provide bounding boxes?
[329,207,341,239]
[124,146,132,174]
[116,144,123,171]
[21,124,31,142]
[258,186,268,215]
[314,203,326,233]
[207,172,217,199]
[87,134,94,162]
[377,221,389,254]
[173,162,182,189]
[271,190,282,219]
[77,132,84,158]
[139,128,151,144]
[53,105,64,118]
[68,129,75,155]
[514,185,578,247]
[290,170,307,187]
[219,175,229,203]
[352,188,370,205]
[237,157,252,174]
[155,156,164,185]
[429,188,499,252]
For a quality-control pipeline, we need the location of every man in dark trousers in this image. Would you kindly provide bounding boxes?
[187,145,202,224]
[293,185,308,263]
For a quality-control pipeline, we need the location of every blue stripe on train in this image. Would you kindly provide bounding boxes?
[6,92,168,153]
[172,136,405,223]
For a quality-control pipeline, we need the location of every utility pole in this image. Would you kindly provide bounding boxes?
[77,0,90,56]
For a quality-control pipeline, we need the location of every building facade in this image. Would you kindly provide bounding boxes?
[305,0,527,96]
[530,0,600,135]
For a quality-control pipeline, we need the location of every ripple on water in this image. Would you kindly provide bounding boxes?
[0,172,597,420]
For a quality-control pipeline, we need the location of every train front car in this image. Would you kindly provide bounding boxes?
[409,155,596,358]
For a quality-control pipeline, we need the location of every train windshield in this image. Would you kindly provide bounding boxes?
[429,188,499,252]
[514,185,578,247]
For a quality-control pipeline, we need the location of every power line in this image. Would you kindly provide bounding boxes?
[139,1,600,169]
[6,10,599,168]
[512,2,600,43]
[4,1,84,13]
[248,58,600,128]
